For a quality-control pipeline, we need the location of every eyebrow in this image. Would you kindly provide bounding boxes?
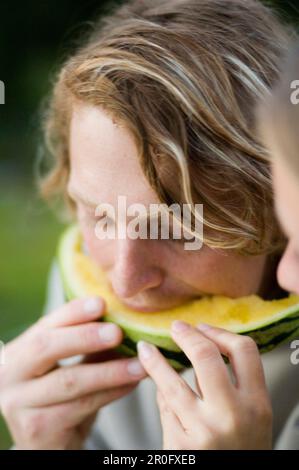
[67,185,185,231]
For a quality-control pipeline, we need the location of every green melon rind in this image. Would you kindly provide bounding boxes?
[100,305,299,353]
[58,225,88,299]
[246,317,299,353]
[114,342,187,371]
[88,312,299,368]
[57,224,299,361]
[102,314,182,352]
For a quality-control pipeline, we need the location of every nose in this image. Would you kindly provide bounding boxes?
[109,238,164,299]
[277,242,299,295]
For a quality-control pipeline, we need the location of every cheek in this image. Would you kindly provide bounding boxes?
[175,248,266,297]
[77,210,114,270]
[170,248,230,293]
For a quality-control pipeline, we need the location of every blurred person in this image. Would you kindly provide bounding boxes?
[258,41,299,449]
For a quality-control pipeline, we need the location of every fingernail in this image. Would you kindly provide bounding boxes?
[127,358,146,376]
[197,322,212,331]
[137,341,155,360]
[84,297,102,313]
[172,320,190,333]
[98,323,119,342]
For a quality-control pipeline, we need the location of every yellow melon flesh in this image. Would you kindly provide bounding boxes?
[71,239,299,333]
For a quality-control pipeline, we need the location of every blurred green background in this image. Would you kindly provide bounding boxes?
[0,0,298,450]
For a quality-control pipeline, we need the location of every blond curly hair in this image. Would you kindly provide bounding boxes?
[38,0,293,255]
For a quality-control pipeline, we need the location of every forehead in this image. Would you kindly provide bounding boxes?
[68,102,160,207]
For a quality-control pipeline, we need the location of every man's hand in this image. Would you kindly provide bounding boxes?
[0,297,147,449]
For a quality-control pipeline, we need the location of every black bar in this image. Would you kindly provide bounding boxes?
[0,449,298,467]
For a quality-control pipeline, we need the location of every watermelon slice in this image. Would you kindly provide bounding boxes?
[57,224,299,370]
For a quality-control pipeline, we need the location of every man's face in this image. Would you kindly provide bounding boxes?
[272,157,299,295]
[67,102,267,312]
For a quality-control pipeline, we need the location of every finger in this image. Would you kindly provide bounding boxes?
[156,389,183,429]
[170,321,234,402]
[38,297,106,329]
[137,341,198,429]
[15,358,147,407]
[77,411,99,441]
[50,384,138,428]
[156,391,189,450]
[193,369,203,399]
[197,323,266,393]
[14,320,124,380]
[6,297,104,362]
[20,383,137,443]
